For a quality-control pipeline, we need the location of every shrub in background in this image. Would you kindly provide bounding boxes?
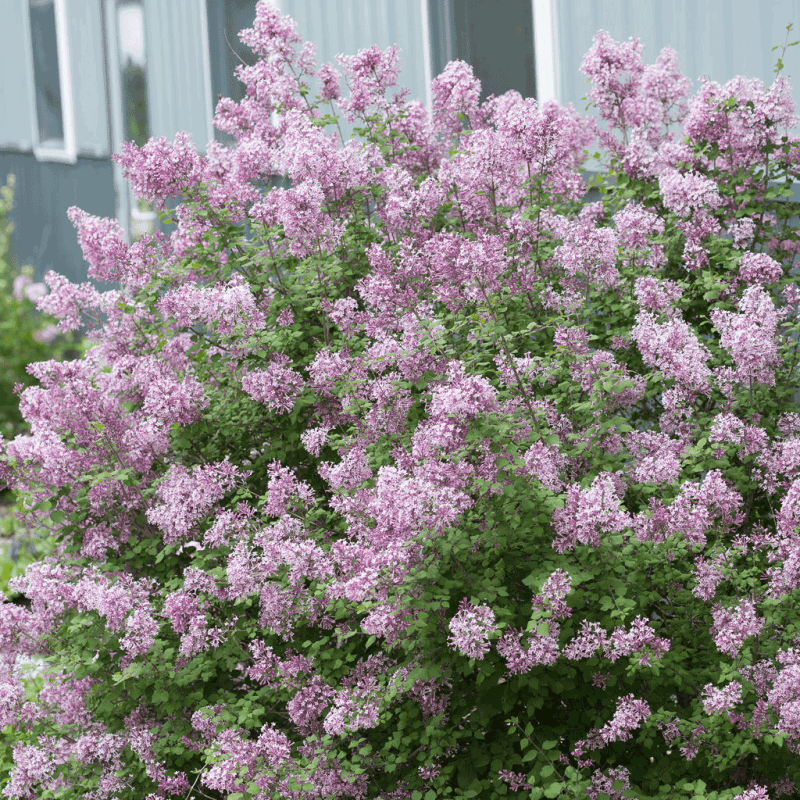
[0,176,80,599]
[3,5,800,798]
[0,175,80,443]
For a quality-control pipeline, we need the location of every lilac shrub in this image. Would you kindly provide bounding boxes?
[4,5,800,798]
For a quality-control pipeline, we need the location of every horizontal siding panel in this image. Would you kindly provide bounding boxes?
[0,2,35,150]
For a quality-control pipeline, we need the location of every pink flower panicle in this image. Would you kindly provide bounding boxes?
[240,354,305,414]
[157,273,268,341]
[573,695,651,758]
[588,767,632,800]
[447,599,497,660]
[498,770,532,792]
[551,473,631,553]
[113,132,204,211]
[710,599,764,658]
[701,680,743,716]
[146,461,246,545]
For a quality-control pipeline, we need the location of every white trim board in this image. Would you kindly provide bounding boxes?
[104,0,131,242]
[532,0,560,104]
[421,0,433,112]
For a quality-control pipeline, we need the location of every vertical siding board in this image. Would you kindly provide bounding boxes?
[392,0,427,105]
[147,0,211,153]
[145,1,170,144]
[67,0,110,156]
[762,2,777,85]
[282,0,427,140]
[721,0,734,81]
[558,0,596,110]
[695,1,726,81]
[555,0,800,122]
[599,0,626,39]
[344,0,357,59]
[0,3,35,150]
[180,0,212,149]
[318,0,333,64]
[771,0,800,88]
[628,0,657,64]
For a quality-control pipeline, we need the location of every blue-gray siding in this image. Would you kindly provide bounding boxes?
[0,1,111,156]
[555,0,800,115]
[145,0,215,152]
[68,0,111,156]
[2,0,800,287]
[282,0,429,139]
[0,3,36,151]
[0,153,116,287]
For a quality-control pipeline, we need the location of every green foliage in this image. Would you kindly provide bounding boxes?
[0,175,81,442]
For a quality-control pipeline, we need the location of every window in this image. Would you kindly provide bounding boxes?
[207,0,258,142]
[26,0,76,161]
[428,0,536,104]
[117,0,151,147]
[115,0,155,239]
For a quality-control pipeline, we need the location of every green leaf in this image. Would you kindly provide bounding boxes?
[541,740,558,749]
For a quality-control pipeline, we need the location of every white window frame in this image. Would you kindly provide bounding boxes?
[421,0,433,112]
[422,0,559,110]
[532,0,560,105]
[22,0,77,163]
[104,0,132,241]
[198,0,216,149]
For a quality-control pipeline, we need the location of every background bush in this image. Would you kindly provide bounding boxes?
[0,175,81,442]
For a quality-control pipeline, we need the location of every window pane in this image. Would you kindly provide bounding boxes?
[454,0,536,102]
[428,0,455,85]
[117,1,150,146]
[29,0,64,145]
[429,0,536,103]
[208,0,256,141]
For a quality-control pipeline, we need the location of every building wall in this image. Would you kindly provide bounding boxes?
[146,0,215,151]
[555,0,800,115]
[0,2,37,152]
[67,0,112,157]
[0,152,116,286]
[1,0,800,289]
[0,0,116,286]
[282,0,430,141]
